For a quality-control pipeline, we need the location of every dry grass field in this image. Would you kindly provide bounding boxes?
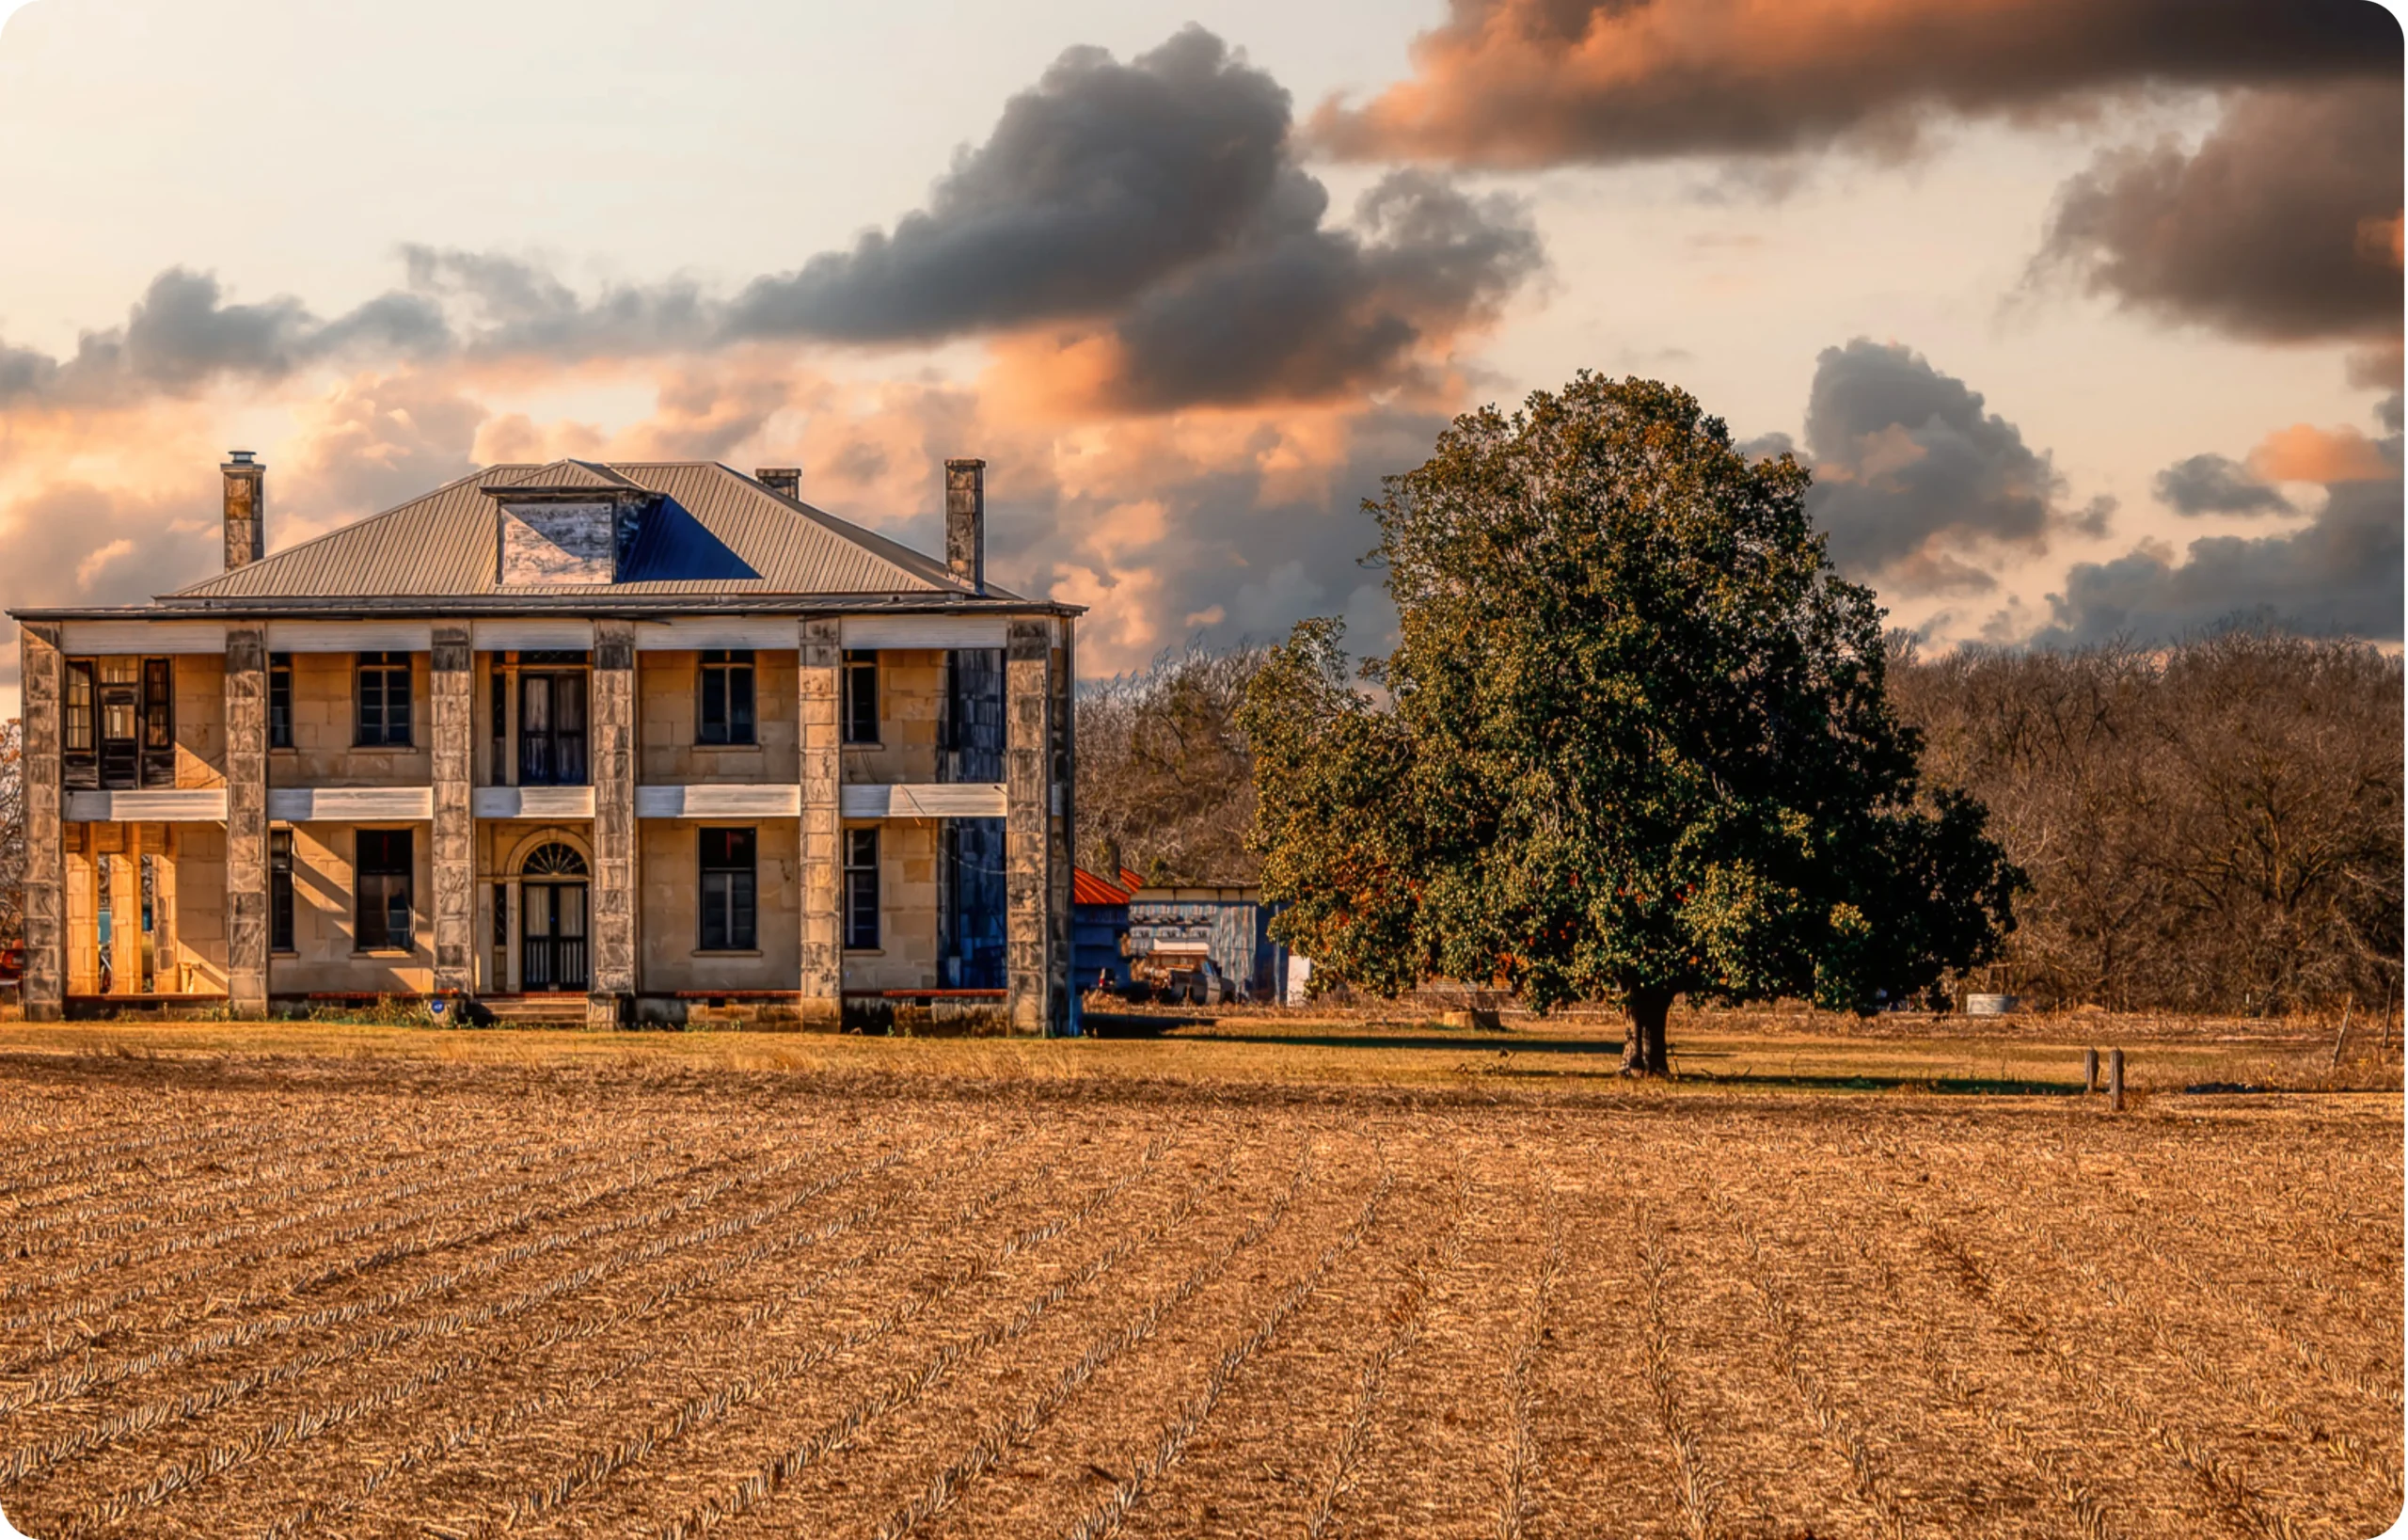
[0,1019,2398,1539]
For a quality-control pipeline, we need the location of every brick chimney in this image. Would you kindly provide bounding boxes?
[755,467,800,500]
[222,451,264,570]
[943,457,985,594]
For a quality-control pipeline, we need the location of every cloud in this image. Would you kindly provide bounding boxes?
[0,268,448,408]
[1780,339,2077,593]
[2036,83,2402,342]
[2153,452,2289,516]
[2041,409,2403,643]
[1311,0,2396,167]
[399,247,713,364]
[721,28,1539,409]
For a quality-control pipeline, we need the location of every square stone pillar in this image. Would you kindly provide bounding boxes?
[65,837,97,997]
[430,624,475,997]
[152,831,179,994]
[1006,617,1066,1034]
[225,626,270,1017]
[107,828,141,993]
[19,623,63,1020]
[587,621,637,1028]
[798,618,843,1025]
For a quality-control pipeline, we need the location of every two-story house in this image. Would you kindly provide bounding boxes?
[8,453,1077,1031]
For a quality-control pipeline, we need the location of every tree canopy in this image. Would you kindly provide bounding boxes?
[1240,373,2022,1072]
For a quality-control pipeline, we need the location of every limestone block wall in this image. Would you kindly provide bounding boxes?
[173,655,228,786]
[637,819,802,992]
[842,650,943,786]
[639,649,800,785]
[276,652,432,785]
[270,821,436,994]
[843,818,942,992]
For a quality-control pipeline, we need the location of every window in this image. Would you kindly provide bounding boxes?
[843,650,879,744]
[141,658,174,785]
[64,665,95,766]
[356,652,412,747]
[698,649,756,745]
[845,827,880,950]
[355,829,414,951]
[268,653,293,749]
[269,830,295,953]
[699,828,756,952]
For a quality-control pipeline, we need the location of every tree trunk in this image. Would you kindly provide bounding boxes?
[1622,985,1674,1076]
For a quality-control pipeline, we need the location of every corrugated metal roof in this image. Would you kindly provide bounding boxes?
[1073,867,1133,907]
[170,463,989,602]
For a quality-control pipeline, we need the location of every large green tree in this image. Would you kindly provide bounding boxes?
[1242,373,2021,1072]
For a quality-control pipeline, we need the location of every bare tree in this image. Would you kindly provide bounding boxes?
[0,719,23,948]
[1894,629,2401,1014]
[1077,643,1268,883]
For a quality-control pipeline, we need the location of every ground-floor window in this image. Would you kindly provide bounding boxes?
[269,830,294,953]
[355,828,414,950]
[845,827,880,950]
[699,828,757,951]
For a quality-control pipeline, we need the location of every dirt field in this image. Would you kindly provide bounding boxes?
[0,1023,2398,1539]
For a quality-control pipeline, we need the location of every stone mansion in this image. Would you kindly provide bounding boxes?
[8,454,1077,1030]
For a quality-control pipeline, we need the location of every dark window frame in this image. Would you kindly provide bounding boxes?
[268,653,293,750]
[62,659,96,787]
[269,828,295,954]
[845,826,880,950]
[698,649,757,746]
[843,650,879,745]
[698,827,758,952]
[354,827,415,952]
[355,651,413,748]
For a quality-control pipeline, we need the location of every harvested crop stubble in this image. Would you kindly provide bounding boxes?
[0,1051,2396,1539]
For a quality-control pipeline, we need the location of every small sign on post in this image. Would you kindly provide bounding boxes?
[2107,1048,2126,1113]
[2083,1047,2099,1094]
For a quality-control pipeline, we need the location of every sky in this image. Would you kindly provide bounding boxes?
[0,0,2398,711]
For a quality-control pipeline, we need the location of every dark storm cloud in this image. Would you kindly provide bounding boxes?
[1106,170,1541,408]
[721,27,1541,405]
[2037,83,2402,343]
[0,268,449,407]
[1786,339,2073,593]
[724,28,1293,341]
[1312,0,2395,167]
[2153,452,2290,516]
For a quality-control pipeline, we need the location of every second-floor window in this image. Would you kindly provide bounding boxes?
[355,828,414,951]
[844,650,879,744]
[356,652,412,747]
[269,829,295,953]
[699,828,756,951]
[268,654,293,749]
[64,656,175,790]
[699,649,755,745]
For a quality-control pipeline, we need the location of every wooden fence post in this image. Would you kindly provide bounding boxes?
[2083,1047,2099,1094]
[2107,1048,2125,1113]
[2329,993,2356,1072]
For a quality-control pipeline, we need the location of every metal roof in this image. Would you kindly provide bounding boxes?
[164,463,1006,604]
[1073,867,1133,907]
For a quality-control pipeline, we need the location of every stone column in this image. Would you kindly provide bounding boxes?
[66,837,97,997]
[798,618,843,1025]
[430,624,475,997]
[1051,618,1075,1024]
[152,831,179,994]
[1006,617,1062,1034]
[225,627,270,1016]
[107,828,141,993]
[586,621,637,1028]
[19,623,63,1020]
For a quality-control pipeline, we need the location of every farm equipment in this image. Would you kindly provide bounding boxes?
[1125,941,1228,1006]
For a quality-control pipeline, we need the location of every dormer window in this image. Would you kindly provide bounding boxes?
[486,460,651,586]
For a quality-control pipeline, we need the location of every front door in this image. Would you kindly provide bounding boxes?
[522,881,589,992]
